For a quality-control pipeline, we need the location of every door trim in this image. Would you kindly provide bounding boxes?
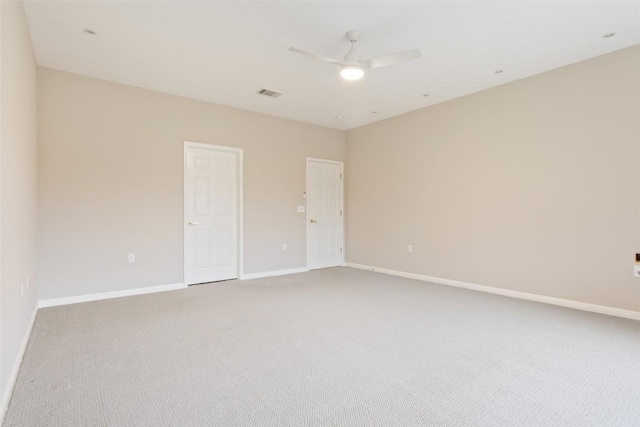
[306,157,345,269]
[184,141,244,283]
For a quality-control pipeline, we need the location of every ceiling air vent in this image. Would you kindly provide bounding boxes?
[256,88,282,98]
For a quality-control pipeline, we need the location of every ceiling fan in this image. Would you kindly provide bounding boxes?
[289,30,421,81]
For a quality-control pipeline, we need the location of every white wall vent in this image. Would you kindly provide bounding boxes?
[256,88,282,98]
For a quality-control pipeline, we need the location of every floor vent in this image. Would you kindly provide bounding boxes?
[256,88,282,98]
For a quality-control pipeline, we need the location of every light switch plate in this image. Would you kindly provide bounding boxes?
[634,265,640,277]
[297,206,305,213]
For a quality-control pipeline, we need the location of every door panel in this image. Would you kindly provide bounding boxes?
[186,146,238,284]
[218,229,232,265]
[195,229,211,269]
[307,160,344,269]
[195,177,210,215]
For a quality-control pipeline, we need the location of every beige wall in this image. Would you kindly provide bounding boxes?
[0,0,38,402]
[34,36,640,314]
[37,68,345,300]
[347,45,640,312]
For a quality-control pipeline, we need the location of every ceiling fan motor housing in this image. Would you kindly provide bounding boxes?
[344,30,363,64]
[345,30,361,42]
[343,47,362,64]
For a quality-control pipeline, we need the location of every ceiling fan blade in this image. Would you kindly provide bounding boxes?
[361,49,421,69]
[288,47,344,66]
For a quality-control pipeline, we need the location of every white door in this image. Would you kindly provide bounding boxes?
[307,159,344,269]
[185,145,238,284]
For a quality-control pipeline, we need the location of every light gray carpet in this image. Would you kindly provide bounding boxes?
[3,267,640,426]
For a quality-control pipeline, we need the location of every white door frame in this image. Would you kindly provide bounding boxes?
[306,157,345,268]
[184,141,244,283]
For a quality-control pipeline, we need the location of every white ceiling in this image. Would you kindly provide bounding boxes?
[24,1,640,130]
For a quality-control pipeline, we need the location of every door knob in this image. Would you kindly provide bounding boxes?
[310,219,318,223]
[189,222,199,225]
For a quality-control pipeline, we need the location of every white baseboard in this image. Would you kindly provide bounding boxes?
[241,267,309,281]
[38,282,187,308]
[346,262,640,321]
[1,305,38,424]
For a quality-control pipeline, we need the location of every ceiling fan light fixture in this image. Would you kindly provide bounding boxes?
[290,30,420,84]
[340,65,364,80]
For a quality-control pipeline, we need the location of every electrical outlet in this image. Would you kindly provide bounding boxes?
[21,282,24,298]
[634,265,640,277]
[282,243,287,251]
[128,253,135,263]
[408,244,413,253]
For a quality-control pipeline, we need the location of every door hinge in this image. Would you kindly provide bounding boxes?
[340,247,343,254]
[340,210,342,216]
[340,173,343,179]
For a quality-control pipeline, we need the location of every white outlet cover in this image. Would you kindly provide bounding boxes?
[634,265,640,277]
[282,243,287,251]
[297,206,305,213]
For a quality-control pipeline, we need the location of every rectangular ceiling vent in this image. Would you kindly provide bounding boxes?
[256,88,282,98]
